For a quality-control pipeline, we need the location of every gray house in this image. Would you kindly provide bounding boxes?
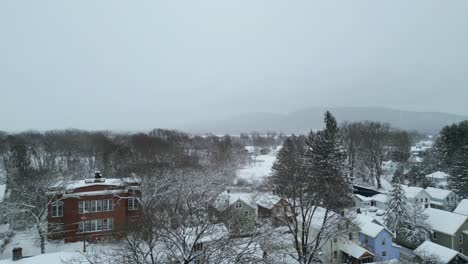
[425,208,468,255]
[211,191,257,237]
[415,241,468,264]
[426,187,458,211]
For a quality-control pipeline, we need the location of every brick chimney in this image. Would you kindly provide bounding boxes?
[12,247,22,261]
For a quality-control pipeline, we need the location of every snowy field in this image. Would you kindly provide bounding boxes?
[235,146,280,184]
[0,228,111,261]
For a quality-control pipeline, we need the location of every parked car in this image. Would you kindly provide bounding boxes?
[376,210,385,216]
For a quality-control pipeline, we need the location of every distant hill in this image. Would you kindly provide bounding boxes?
[186,107,468,135]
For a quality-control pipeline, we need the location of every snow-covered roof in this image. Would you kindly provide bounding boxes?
[354,194,372,202]
[214,191,282,211]
[0,252,85,264]
[454,199,468,216]
[426,187,453,200]
[353,214,387,238]
[401,185,426,199]
[213,191,256,211]
[425,208,468,236]
[55,177,139,191]
[371,194,388,203]
[415,241,462,263]
[359,222,386,238]
[252,193,281,209]
[425,171,450,179]
[339,241,374,259]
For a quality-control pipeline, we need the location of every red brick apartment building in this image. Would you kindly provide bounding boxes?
[47,172,141,243]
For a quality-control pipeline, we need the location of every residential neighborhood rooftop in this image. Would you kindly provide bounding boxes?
[415,241,465,264]
[454,199,468,216]
[425,171,450,179]
[425,187,453,200]
[424,208,468,236]
[401,185,425,199]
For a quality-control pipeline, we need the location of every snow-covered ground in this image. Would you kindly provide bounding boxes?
[235,146,280,184]
[0,228,111,261]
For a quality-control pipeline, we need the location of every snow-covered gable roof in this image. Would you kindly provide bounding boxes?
[425,208,468,236]
[426,187,454,200]
[415,241,465,263]
[353,214,389,238]
[401,185,426,199]
[339,240,374,260]
[214,191,282,211]
[214,191,256,211]
[454,199,468,216]
[252,193,281,209]
[425,171,449,179]
[371,194,388,203]
[359,222,386,238]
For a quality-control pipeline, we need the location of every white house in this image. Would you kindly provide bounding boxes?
[426,171,450,189]
[353,194,372,208]
[426,187,458,211]
[402,185,431,208]
[454,200,468,216]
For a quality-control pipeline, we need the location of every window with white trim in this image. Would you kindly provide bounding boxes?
[103,199,113,212]
[79,201,90,214]
[91,200,103,212]
[235,202,242,209]
[51,201,63,217]
[103,218,113,230]
[128,198,138,210]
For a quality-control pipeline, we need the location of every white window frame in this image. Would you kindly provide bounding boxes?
[128,198,138,211]
[91,200,103,213]
[235,202,242,209]
[79,201,90,214]
[51,201,64,217]
[103,199,113,212]
[103,218,113,230]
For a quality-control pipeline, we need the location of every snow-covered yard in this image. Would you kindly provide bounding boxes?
[0,228,111,261]
[235,146,280,184]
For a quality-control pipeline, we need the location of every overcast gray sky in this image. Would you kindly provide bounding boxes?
[1,0,468,131]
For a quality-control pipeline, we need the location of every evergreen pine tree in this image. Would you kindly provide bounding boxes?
[449,146,468,198]
[304,111,352,210]
[270,135,306,197]
[384,183,411,241]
